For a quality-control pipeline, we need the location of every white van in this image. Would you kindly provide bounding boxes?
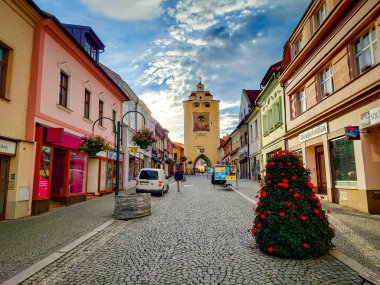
[136,168,169,196]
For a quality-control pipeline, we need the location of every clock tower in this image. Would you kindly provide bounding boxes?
[183,82,220,173]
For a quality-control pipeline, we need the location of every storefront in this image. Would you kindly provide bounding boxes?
[87,150,124,196]
[287,96,380,214]
[32,126,88,215]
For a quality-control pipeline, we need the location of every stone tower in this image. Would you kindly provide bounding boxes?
[183,82,220,173]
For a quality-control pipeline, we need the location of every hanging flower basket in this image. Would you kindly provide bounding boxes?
[132,128,156,150]
[78,135,111,156]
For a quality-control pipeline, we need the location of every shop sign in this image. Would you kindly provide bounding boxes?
[345,126,360,140]
[0,139,16,155]
[108,150,124,161]
[361,106,380,128]
[207,167,213,175]
[299,123,328,143]
[129,146,138,153]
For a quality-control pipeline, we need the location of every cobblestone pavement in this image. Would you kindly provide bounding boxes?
[235,179,380,275]
[0,189,133,283]
[20,176,359,285]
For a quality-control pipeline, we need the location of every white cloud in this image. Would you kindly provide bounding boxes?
[80,0,163,20]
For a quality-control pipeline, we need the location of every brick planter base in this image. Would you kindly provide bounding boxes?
[114,193,151,220]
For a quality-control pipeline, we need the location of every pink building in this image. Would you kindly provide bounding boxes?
[27,14,129,214]
[281,0,380,213]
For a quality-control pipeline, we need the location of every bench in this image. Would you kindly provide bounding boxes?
[359,272,380,285]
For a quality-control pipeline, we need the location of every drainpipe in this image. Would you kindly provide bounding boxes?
[246,119,251,180]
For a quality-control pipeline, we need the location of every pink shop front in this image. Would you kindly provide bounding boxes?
[32,126,89,215]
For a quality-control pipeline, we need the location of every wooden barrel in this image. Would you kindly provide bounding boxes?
[114,193,151,220]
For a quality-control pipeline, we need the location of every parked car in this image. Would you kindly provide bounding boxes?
[136,168,169,196]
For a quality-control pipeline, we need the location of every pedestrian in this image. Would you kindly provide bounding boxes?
[174,168,184,192]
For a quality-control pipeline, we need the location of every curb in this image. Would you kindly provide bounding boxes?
[1,219,115,285]
[232,188,379,280]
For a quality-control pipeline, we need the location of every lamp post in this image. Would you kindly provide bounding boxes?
[92,110,146,196]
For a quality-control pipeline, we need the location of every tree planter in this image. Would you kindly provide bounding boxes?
[114,193,151,220]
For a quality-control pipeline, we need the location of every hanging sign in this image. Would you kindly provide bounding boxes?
[129,146,138,153]
[345,126,360,140]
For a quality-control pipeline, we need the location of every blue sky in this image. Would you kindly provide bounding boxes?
[34,0,310,143]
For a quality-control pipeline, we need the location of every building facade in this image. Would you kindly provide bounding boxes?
[281,0,380,213]
[0,0,43,219]
[257,62,286,170]
[183,82,220,173]
[246,105,261,181]
[230,128,240,175]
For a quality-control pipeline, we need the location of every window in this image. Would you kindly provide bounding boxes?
[84,89,91,119]
[268,108,273,130]
[69,152,88,194]
[85,37,98,62]
[315,2,327,29]
[274,101,281,126]
[294,37,303,56]
[112,109,116,133]
[59,72,69,107]
[204,102,210,107]
[253,120,258,140]
[354,26,379,76]
[263,114,267,135]
[331,137,357,185]
[0,46,8,98]
[297,89,306,115]
[193,103,199,107]
[99,100,104,126]
[320,65,333,98]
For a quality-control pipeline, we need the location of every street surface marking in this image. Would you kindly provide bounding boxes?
[183,185,194,187]
[1,219,115,285]
[233,189,257,205]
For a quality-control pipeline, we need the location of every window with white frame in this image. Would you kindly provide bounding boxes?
[254,120,258,140]
[297,89,306,115]
[354,26,379,76]
[315,2,327,29]
[320,65,333,98]
[268,108,273,130]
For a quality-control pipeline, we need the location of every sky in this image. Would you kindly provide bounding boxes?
[34,0,310,143]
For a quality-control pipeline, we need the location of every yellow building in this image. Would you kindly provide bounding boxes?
[0,0,43,219]
[183,82,220,173]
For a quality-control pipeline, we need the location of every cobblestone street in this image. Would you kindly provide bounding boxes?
[17,176,359,284]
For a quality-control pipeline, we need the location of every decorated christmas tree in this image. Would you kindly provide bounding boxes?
[251,150,335,259]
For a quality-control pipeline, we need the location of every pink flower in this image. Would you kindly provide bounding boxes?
[257,223,262,228]
[255,211,260,215]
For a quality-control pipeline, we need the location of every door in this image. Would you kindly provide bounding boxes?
[0,156,10,220]
[51,149,67,196]
[315,146,327,194]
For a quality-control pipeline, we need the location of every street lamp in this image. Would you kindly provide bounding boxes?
[92,110,146,196]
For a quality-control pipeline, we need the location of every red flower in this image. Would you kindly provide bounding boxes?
[256,211,260,215]
[287,162,292,166]
[267,180,272,184]
[327,210,331,213]
[301,215,307,221]
[291,175,296,180]
[311,195,318,200]
[252,228,258,234]
[283,179,288,183]
[278,182,288,188]
[257,201,263,206]
[255,195,259,198]
[261,191,267,198]
[314,209,320,214]
[294,193,300,198]
[319,215,324,220]
[303,243,309,248]
[265,173,271,177]
[267,210,271,214]
[267,247,274,253]
[307,181,314,188]
[286,201,292,207]
[316,202,322,207]
[300,162,303,167]
[261,214,265,220]
[257,223,262,228]
[279,212,286,217]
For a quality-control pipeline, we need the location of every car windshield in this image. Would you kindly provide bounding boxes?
[139,170,159,180]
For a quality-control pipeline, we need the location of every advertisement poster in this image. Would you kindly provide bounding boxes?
[226,165,237,180]
[207,167,213,175]
[214,166,226,180]
[38,146,51,197]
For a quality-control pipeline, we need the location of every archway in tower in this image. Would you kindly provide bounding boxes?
[193,154,212,174]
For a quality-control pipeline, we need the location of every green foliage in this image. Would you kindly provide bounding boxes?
[78,135,111,151]
[251,150,335,259]
[131,128,156,145]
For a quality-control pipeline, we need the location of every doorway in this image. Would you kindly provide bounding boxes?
[0,156,10,220]
[51,148,67,196]
[315,146,327,194]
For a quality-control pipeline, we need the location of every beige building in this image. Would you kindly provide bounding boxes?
[281,0,380,213]
[230,128,240,175]
[0,0,43,219]
[183,82,220,173]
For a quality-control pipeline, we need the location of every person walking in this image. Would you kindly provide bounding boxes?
[174,168,184,192]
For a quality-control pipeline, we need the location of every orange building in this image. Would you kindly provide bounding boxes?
[281,0,380,213]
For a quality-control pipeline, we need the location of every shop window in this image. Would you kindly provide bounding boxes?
[293,36,303,58]
[69,152,88,194]
[59,71,69,108]
[107,160,113,189]
[353,26,379,76]
[100,160,107,191]
[330,137,357,186]
[319,65,333,99]
[84,89,91,119]
[37,146,52,198]
[0,45,9,99]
